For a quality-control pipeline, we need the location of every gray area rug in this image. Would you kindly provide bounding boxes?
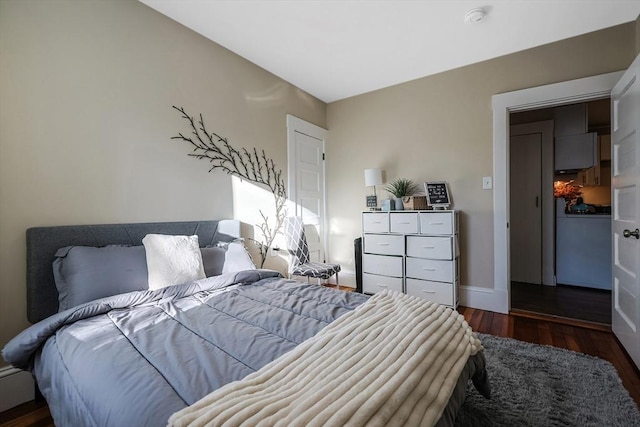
[455,333,640,426]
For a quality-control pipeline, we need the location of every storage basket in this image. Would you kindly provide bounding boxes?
[402,196,428,210]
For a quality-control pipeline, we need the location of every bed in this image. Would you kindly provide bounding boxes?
[2,220,489,427]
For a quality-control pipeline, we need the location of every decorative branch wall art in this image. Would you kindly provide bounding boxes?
[172,106,287,268]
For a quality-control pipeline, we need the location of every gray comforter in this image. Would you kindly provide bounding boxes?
[3,270,369,426]
[3,270,487,427]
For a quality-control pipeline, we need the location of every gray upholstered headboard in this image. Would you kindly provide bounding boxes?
[26,220,240,323]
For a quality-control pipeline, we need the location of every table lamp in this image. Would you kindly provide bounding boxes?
[364,168,383,210]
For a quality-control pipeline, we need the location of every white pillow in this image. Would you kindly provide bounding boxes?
[142,234,206,290]
[221,240,256,274]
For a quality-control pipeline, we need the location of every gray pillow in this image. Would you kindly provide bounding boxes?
[53,245,228,312]
[53,245,149,312]
[200,246,227,277]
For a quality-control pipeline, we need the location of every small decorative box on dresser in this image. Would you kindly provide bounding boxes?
[361,210,459,307]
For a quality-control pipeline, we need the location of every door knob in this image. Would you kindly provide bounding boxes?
[623,228,640,239]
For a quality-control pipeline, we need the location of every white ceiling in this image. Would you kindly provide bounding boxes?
[139,0,640,103]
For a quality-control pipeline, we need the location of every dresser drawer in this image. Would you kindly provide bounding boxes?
[363,273,403,294]
[363,212,389,233]
[406,278,455,306]
[405,257,455,283]
[364,234,404,256]
[362,253,403,277]
[390,212,419,234]
[406,236,453,260]
[419,212,453,235]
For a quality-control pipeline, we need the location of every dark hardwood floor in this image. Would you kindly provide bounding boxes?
[0,400,52,427]
[2,305,638,426]
[511,280,612,325]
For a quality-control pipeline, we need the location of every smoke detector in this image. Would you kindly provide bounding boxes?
[464,8,486,24]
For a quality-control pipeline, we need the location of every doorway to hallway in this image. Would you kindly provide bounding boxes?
[511,281,611,325]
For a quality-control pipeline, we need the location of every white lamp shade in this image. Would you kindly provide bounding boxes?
[364,168,383,187]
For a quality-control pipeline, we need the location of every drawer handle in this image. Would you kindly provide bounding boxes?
[429,222,444,225]
[376,284,389,288]
[399,222,411,225]
[372,221,382,224]
[421,246,435,249]
[422,268,436,271]
[422,290,436,294]
[377,243,390,246]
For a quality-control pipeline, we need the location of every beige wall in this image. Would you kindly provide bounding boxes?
[326,23,635,290]
[0,0,325,357]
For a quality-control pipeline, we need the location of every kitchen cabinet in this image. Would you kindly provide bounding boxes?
[554,104,588,136]
[362,211,459,307]
[556,204,611,290]
[575,164,611,187]
[576,166,601,186]
[555,132,598,171]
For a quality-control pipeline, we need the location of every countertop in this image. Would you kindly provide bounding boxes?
[560,213,611,218]
[556,200,611,218]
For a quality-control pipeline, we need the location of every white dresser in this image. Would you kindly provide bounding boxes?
[361,210,459,307]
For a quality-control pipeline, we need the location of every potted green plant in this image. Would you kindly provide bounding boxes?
[384,178,419,210]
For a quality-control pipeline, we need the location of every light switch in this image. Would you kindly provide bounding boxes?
[482,176,493,190]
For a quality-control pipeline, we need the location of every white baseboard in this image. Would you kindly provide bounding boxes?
[0,366,34,412]
[459,285,508,314]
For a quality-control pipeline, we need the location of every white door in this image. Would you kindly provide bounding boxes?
[287,115,328,263]
[510,132,542,284]
[611,53,640,369]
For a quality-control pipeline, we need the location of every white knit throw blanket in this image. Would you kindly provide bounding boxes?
[168,290,483,427]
